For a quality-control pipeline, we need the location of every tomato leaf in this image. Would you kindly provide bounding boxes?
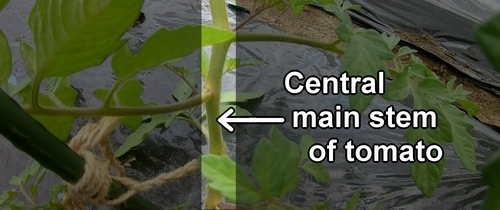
[268,126,301,196]
[309,201,330,210]
[201,154,263,206]
[0,0,9,11]
[383,66,410,101]
[114,113,169,157]
[299,135,315,163]
[220,105,252,116]
[300,162,329,183]
[437,103,476,172]
[173,73,196,102]
[112,25,234,81]
[0,30,11,86]
[344,188,361,210]
[252,138,286,198]
[220,91,264,103]
[336,26,394,113]
[396,46,417,58]
[93,79,145,131]
[28,0,143,78]
[0,190,19,207]
[406,128,444,197]
[35,77,76,141]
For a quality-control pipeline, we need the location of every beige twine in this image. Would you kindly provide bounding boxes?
[61,117,199,210]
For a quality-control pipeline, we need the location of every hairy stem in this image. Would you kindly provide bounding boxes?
[22,93,207,117]
[236,32,345,54]
[204,41,231,209]
[205,0,231,208]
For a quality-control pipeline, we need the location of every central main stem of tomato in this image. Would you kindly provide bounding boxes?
[204,0,232,209]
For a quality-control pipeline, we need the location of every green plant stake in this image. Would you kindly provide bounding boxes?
[0,89,162,210]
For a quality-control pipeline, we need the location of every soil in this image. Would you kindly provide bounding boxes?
[235,1,500,128]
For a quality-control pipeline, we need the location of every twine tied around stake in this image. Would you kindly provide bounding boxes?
[61,117,199,210]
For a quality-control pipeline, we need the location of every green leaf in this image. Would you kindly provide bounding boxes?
[344,188,361,210]
[4,77,31,97]
[50,184,65,201]
[33,168,46,195]
[117,80,145,131]
[408,63,431,79]
[0,0,9,11]
[437,103,476,172]
[28,0,143,78]
[309,201,330,210]
[0,30,11,86]
[409,54,424,65]
[164,111,182,129]
[301,162,329,183]
[201,154,263,206]
[383,66,410,101]
[268,126,301,196]
[221,105,252,116]
[253,138,285,198]
[114,113,169,157]
[381,33,400,51]
[173,73,196,101]
[337,27,393,113]
[410,156,445,198]
[373,197,387,210]
[33,77,77,140]
[0,190,19,207]
[112,25,234,81]
[482,150,500,209]
[456,99,481,118]
[20,161,41,186]
[20,38,36,73]
[220,91,265,103]
[93,79,145,131]
[417,78,455,102]
[324,4,352,23]
[482,182,500,210]
[396,46,417,58]
[475,12,500,72]
[300,135,315,163]
[8,176,20,186]
[406,128,445,197]
[224,58,264,73]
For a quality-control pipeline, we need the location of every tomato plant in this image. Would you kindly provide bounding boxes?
[0,0,493,209]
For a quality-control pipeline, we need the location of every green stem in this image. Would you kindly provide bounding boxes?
[20,184,36,206]
[204,41,230,210]
[22,93,207,117]
[30,76,42,109]
[205,0,231,208]
[236,32,345,54]
[103,82,122,108]
[175,114,209,140]
[232,7,264,31]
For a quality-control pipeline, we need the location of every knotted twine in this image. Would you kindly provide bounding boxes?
[61,117,199,210]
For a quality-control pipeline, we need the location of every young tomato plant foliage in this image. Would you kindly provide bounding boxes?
[286,0,480,198]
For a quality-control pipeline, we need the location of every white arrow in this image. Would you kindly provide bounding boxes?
[216,107,286,133]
